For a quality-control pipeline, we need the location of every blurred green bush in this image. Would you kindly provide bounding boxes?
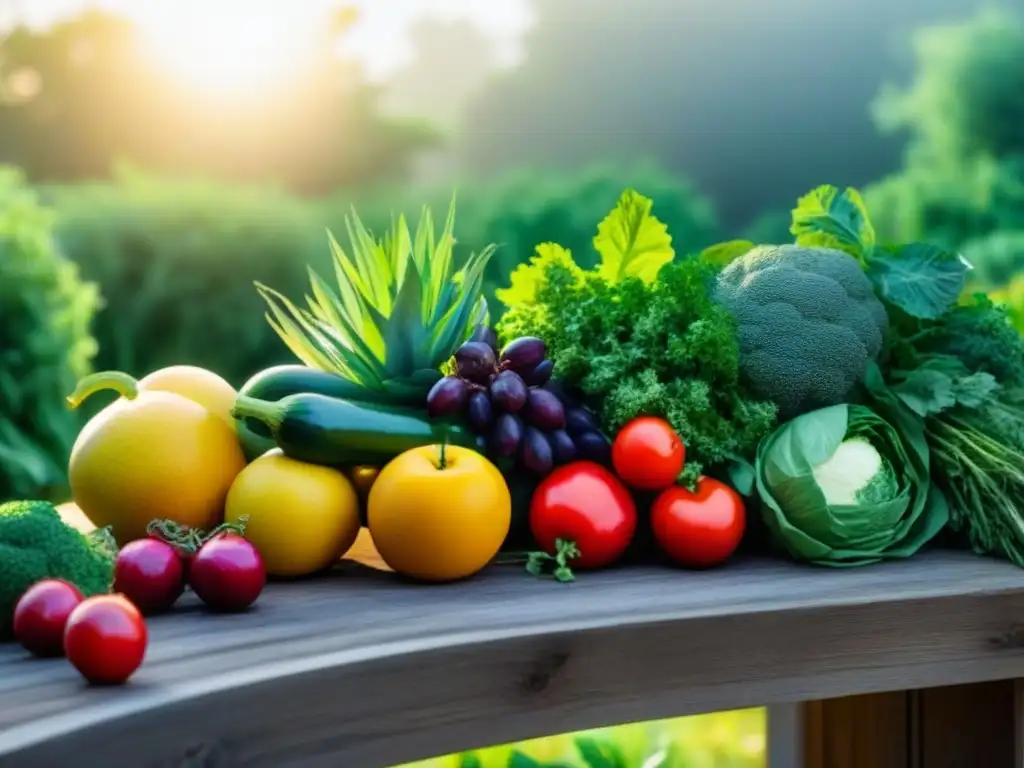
[43,163,719,388]
[0,167,100,501]
[42,167,328,387]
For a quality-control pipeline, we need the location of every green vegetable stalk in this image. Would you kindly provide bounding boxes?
[754,397,948,567]
[496,190,777,486]
[879,294,1024,566]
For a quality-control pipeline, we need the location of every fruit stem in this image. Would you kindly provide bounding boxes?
[437,435,448,470]
[230,395,285,432]
[147,516,249,554]
[66,370,140,410]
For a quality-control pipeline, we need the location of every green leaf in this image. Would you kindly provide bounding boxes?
[594,188,674,284]
[383,258,427,375]
[700,239,754,267]
[727,456,756,497]
[864,242,969,319]
[507,752,544,768]
[952,371,1000,408]
[889,355,1000,415]
[575,736,628,768]
[890,368,956,416]
[791,185,875,259]
[495,242,577,308]
[458,754,484,768]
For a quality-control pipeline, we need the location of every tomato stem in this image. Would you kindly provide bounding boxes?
[66,370,140,410]
[146,516,249,555]
[525,538,581,583]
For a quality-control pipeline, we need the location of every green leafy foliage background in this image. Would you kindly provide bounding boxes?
[0,168,99,501]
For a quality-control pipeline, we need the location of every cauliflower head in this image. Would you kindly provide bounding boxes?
[0,500,115,639]
[714,244,888,420]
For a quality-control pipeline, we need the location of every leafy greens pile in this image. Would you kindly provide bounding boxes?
[745,185,1024,567]
[496,189,777,486]
[878,295,1024,566]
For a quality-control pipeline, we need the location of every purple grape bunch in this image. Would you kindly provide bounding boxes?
[425,324,610,476]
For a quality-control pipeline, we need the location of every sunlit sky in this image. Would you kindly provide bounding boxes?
[2,0,533,89]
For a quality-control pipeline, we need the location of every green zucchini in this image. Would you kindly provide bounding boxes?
[234,365,439,460]
[231,393,479,467]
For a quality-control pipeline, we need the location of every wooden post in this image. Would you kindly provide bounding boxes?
[799,681,1016,768]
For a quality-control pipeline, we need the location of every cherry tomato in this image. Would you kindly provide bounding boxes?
[529,461,637,577]
[612,417,685,491]
[64,595,147,685]
[651,477,746,568]
[189,534,266,612]
[13,579,84,658]
[114,538,185,615]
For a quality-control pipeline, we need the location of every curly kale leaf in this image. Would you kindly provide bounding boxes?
[498,255,777,483]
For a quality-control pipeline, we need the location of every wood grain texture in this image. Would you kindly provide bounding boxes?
[914,681,1016,768]
[803,692,909,768]
[3,551,1024,768]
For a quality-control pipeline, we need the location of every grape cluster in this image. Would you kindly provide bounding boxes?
[426,325,610,476]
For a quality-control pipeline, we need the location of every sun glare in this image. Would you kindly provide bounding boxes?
[133,6,320,94]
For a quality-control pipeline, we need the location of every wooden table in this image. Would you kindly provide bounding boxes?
[2,551,1024,768]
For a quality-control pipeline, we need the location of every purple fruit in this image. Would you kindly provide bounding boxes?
[574,430,611,462]
[522,388,566,430]
[549,429,577,464]
[426,376,468,418]
[491,413,524,458]
[499,337,547,372]
[469,324,500,353]
[489,370,528,413]
[565,406,600,435]
[455,341,496,383]
[466,389,494,433]
[542,379,576,407]
[521,427,554,476]
[522,359,554,386]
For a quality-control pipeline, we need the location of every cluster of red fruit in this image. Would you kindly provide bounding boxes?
[527,416,746,582]
[12,523,265,685]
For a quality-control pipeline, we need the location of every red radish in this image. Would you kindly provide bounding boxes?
[13,579,84,657]
[64,594,147,685]
[114,538,185,614]
[189,533,265,612]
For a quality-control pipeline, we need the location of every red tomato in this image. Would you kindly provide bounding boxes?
[64,595,147,685]
[114,538,185,615]
[189,534,265,612]
[530,461,637,572]
[651,477,746,568]
[611,417,685,491]
[13,579,84,658]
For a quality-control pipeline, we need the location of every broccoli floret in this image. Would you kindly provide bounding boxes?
[714,244,888,421]
[0,500,115,639]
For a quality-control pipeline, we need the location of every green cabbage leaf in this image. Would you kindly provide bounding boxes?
[754,401,948,566]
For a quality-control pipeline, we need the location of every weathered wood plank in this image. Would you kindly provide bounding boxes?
[1,551,1023,767]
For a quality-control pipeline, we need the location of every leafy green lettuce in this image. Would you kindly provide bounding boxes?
[497,189,777,485]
